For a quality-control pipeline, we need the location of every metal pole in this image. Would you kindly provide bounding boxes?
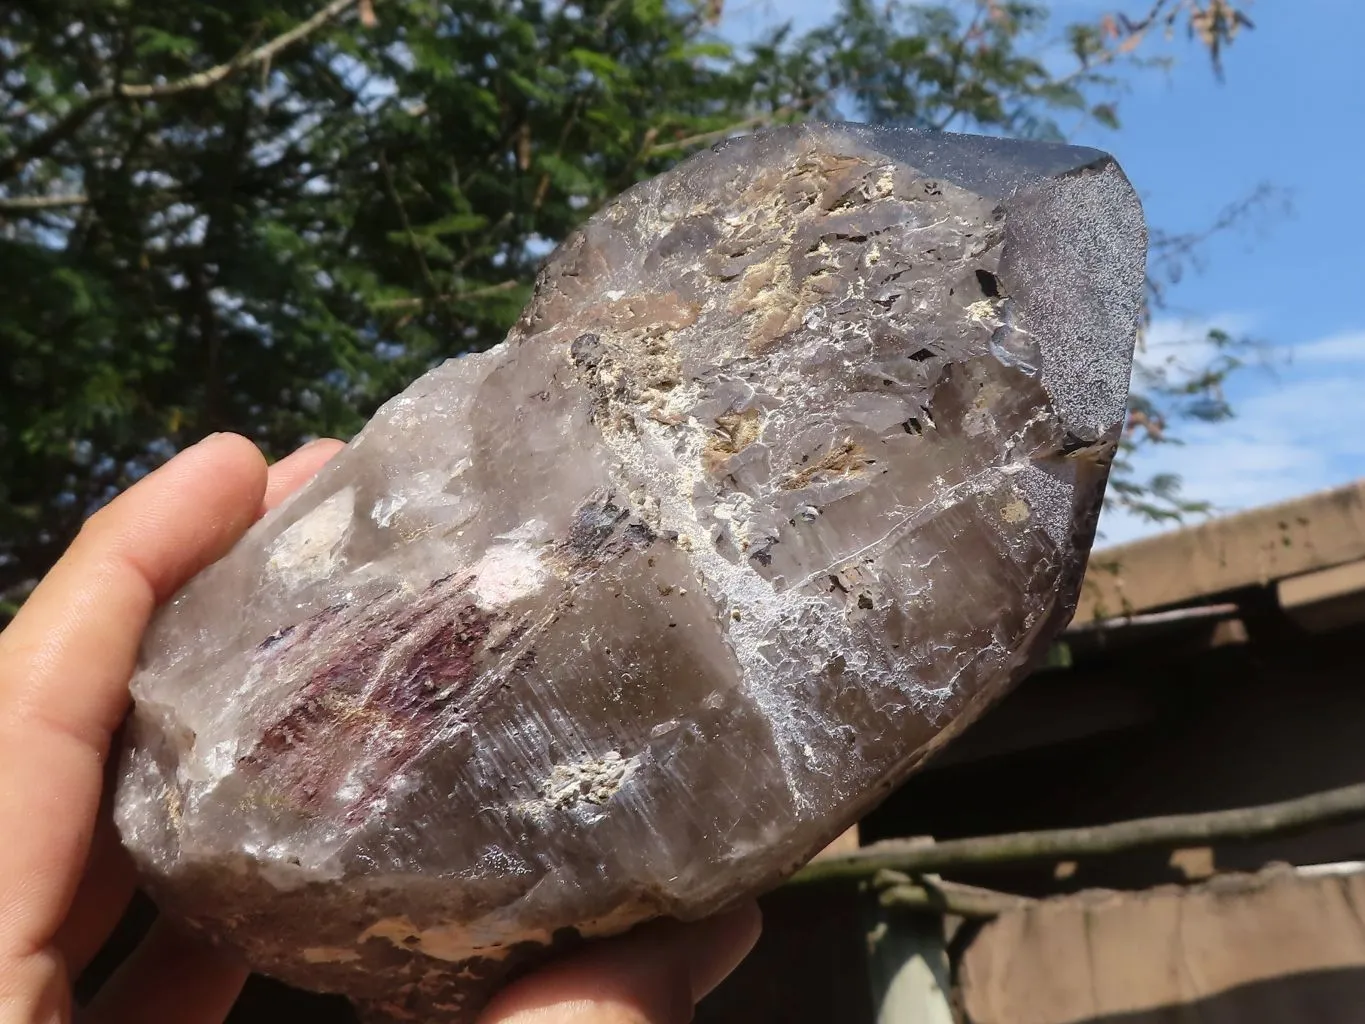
[863,897,954,1024]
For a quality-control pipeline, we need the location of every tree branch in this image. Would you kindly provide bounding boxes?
[117,0,363,99]
[378,150,440,297]
[0,193,90,211]
[646,105,802,157]
[874,871,1034,919]
[926,0,990,132]
[372,279,521,311]
[0,0,364,183]
[0,100,113,183]
[790,781,1365,885]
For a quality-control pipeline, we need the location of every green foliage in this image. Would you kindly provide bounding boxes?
[0,0,1252,605]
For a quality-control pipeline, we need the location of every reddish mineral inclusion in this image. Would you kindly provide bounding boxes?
[115,122,1146,1021]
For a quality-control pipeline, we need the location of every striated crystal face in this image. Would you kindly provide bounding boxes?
[114,122,1145,1021]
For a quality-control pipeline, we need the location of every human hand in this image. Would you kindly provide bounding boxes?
[475,904,761,1024]
[0,433,760,1024]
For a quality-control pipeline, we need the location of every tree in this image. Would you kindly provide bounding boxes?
[0,0,1255,617]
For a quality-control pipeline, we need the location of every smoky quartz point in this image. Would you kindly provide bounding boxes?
[114,122,1145,1021]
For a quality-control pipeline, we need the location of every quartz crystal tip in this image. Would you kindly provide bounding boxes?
[114,121,1145,1022]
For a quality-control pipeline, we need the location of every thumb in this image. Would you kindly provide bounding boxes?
[478,903,761,1024]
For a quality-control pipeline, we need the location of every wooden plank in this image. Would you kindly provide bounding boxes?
[811,824,861,861]
[1278,557,1365,632]
[1278,557,1365,607]
[961,866,1365,1024]
[1075,480,1365,623]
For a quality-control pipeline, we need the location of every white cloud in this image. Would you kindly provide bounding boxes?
[1133,311,1260,381]
[1098,321,1365,546]
[1141,311,1257,352]
[1288,330,1365,365]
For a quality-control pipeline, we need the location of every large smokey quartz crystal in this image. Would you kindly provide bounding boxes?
[115,122,1145,1021]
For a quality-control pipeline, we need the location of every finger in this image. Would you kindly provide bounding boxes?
[478,903,762,1024]
[56,440,345,977]
[53,811,136,979]
[83,440,351,1024]
[0,435,266,986]
[84,918,247,1024]
[262,438,344,513]
[0,431,266,761]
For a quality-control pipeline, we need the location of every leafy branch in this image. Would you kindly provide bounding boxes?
[0,0,366,183]
[116,0,365,99]
[1099,0,1255,77]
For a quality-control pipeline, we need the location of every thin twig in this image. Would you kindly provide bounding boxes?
[373,279,520,311]
[533,95,586,211]
[1064,602,1241,634]
[378,150,440,297]
[1050,0,1168,91]
[878,878,1033,919]
[1122,0,1182,35]
[646,106,801,157]
[0,193,90,211]
[789,781,1365,885]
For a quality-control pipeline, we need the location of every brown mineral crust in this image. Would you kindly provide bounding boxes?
[778,439,872,491]
[150,862,595,1024]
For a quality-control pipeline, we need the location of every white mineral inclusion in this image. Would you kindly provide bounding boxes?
[359,917,547,964]
[542,750,639,807]
[468,543,547,609]
[267,486,356,582]
[370,493,407,529]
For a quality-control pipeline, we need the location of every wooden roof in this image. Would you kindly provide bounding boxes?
[1075,479,1365,626]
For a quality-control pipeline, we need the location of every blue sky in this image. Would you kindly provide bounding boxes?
[722,0,1365,544]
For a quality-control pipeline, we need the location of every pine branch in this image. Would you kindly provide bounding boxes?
[790,781,1365,885]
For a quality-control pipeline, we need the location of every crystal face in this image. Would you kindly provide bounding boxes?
[114,122,1145,1021]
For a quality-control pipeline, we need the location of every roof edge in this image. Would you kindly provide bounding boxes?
[1075,479,1365,622]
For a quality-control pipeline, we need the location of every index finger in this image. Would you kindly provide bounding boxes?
[0,434,267,969]
[54,437,345,977]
